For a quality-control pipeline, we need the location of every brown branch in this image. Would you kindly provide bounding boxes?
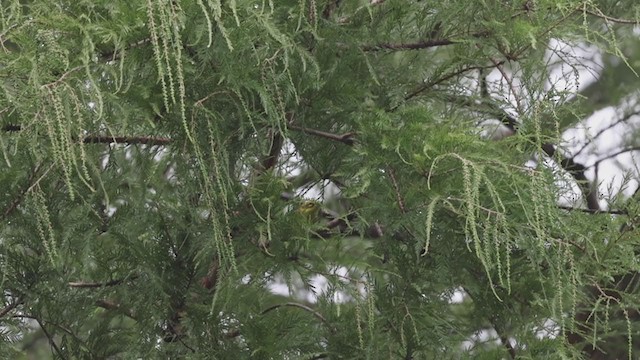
[387,167,407,214]
[557,205,627,215]
[362,39,455,52]
[35,317,66,360]
[287,123,356,146]
[0,299,22,318]
[261,302,335,333]
[68,275,137,288]
[260,129,284,171]
[582,8,639,24]
[3,125,172,145]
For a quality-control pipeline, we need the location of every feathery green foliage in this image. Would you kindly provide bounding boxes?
[2,0,640,358]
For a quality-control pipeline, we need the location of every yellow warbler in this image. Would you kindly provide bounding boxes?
[297,200,321,222]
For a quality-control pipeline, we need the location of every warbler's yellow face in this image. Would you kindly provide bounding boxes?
[298,200,320,221]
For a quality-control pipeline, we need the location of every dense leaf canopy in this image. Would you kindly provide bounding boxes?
[2,0,640,358]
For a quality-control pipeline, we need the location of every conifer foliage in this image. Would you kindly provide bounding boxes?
[1,0,640,358]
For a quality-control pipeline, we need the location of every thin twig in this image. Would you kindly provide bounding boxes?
[489,57,523,115]
[590,146,640,169]
[387,167,407,214]
[573,111,640,158]
[40,66,83,89]
[397,62,505,110]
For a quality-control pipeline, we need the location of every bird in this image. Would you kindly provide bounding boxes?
[297,200,321,222]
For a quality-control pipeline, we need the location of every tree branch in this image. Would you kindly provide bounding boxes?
[0,299,21,318]
[287,123,356,146]
[35,317,66,360]
[261,302,335,333]
[582,8,639,24]
[558,205,627,215]
[3,125,172,145]
[590,146,640,169]
[82,135,172,145]
[361,39,455,51]
[68,275,137,288]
